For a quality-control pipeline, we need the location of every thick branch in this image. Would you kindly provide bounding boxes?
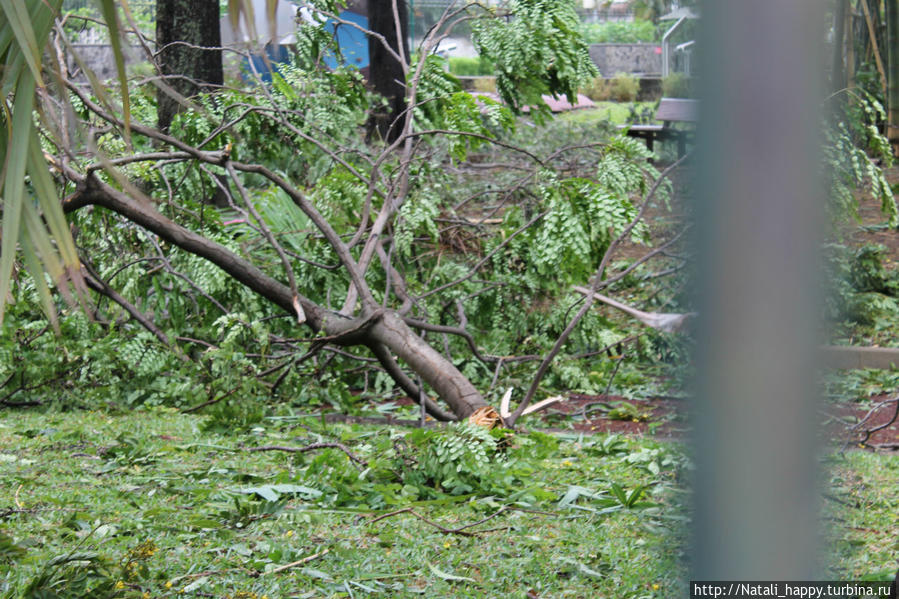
[64,173,328,330]
[62,173,488,420]
[368,342,457,421]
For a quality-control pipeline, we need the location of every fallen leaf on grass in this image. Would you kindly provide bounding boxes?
[427,562,476,583]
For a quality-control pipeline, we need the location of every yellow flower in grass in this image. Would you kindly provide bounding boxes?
[114,581,125,590]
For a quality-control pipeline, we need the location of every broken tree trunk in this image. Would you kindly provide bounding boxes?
[64,174,488,421]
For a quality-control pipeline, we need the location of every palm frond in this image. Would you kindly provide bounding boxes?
[0,0,95,329]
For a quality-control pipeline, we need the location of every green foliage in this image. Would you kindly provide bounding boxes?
[608,72,640,102]
[410,55,514,162]
[0,409,694,598]
[581,76,611,101]
[825,451,899,581]
[510,136,657,288]
[825,243,899,328]
[398,423,504,496]
[580,73,641,103]
[579,20,658,44]
[662,73,693,98]
[824,367,899,402]
[448,56,495,76]
[849,244,899,294]
[0,298,199,410]
[3,0,681,419]
[22,550,117,598]
[825,92,897,225]
[472,0,598,119]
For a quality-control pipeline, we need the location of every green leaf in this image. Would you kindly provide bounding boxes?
[556,557,607,579]
[237,484,323,501]
[0,0,44,85]
[610,482,629,506]
[427,562,476,583]
[20,225,60,333]
[0,68,35,326]
[625,485,646,508]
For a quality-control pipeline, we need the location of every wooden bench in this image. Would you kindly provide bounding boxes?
[623,97,697,158]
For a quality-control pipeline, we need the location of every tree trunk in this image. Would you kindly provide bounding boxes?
[369,312,485,418]
[886,0,899,154]
[156,0,223,131]
[367,0,409,142]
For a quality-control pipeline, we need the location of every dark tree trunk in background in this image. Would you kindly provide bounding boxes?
[156,0,223,131]
[367,0,409,142]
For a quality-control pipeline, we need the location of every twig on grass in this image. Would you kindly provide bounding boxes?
[844,397,899,452]
[181,382,246,414]
[365,507,479,537]
[364,505,549,537]
[265,549,330,575]
[246,442,367,466]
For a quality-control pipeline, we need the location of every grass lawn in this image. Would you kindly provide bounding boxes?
[558,102,657,126]
[0,408,689,598]
[825,451,899,581]
[1,407,895,598]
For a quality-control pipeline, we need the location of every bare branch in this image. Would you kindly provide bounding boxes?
[507,156,688,426]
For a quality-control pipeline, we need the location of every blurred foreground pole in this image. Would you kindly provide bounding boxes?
[692,0,823,580]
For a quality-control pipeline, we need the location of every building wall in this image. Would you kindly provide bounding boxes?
[588,43,662,77]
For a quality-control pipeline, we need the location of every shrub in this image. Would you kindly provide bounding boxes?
[581,76,610,101]
[662,73,693,98]
[609,72,639,102]
[472,76,497,93]
[448,56,494,76]
[580,20,657,44]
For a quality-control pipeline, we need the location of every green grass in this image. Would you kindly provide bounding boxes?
[2,407,895,598]
[558,102,657,126]
[825,451,899,580]
[0,408,688,598]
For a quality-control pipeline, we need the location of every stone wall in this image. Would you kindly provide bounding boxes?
[67,44,144,81]
[588,43,662,78]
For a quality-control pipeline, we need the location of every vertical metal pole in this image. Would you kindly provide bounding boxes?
[691,0,823,580]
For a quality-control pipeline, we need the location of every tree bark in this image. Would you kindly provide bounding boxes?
[367,0,410,142]
[369,312,484,418]
[156,0,223,131]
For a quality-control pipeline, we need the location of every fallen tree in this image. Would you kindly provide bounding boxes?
[2,0,688,424]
